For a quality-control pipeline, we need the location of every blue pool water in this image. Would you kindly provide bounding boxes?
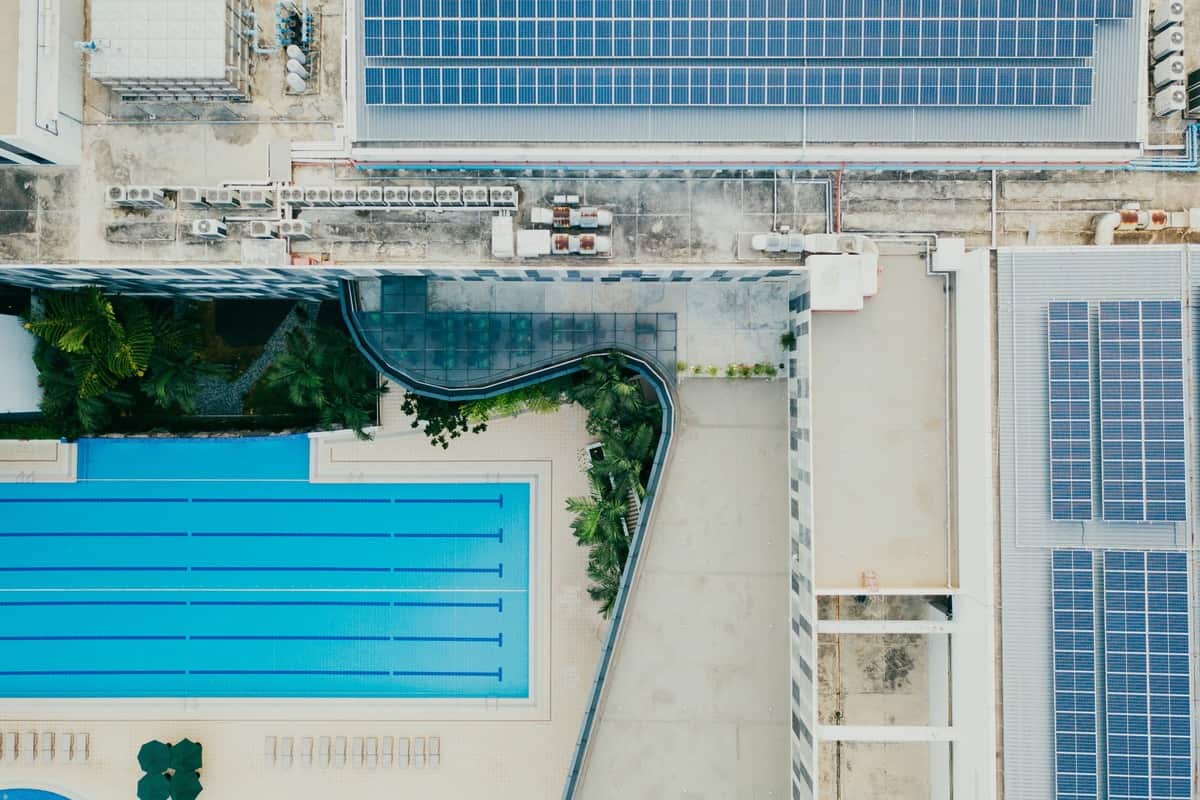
[0,436,530,699]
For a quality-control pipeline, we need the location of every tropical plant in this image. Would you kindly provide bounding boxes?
[401,393,487,449]
[585,546,624,618]
[263,323,387,440]
[781,330,797,350]
[565,473,630,549]
[140,310,221,414]
[568,353,649,434]
[591,423,655,498]
[32,338,133,438]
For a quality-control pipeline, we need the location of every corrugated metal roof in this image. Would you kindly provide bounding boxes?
[355,23,1140,145]
[996,246,1193,800]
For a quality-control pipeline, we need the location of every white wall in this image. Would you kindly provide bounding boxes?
[0,314,43,414]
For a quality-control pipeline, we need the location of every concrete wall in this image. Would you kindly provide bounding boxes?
[0,314,42,413]
[787,273,817,800]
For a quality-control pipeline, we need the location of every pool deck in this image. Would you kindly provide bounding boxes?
[0,439,75,482]
[0,400,601,799]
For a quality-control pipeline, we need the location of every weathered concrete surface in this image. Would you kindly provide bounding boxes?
[577,380,790,800]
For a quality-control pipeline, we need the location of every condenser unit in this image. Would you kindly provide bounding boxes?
[240,189,275,209]
[357,186,383,204]
[1153,26,1184,61]
[383,186,410,205]
[489,186,517,207]
[330,188,358,205]
[1152,0,1185,31]
[463,186,489,205]
[1155,85,1187,116]
[127,187,167,207]
[1155,56,1186,89]
[206,189,241,209]
[106,186,132,207]
[435,186,462,206]
[304,187,333,206]
[190,219,227,239]
[411,186,436,205]
[279,220,313,240]
[177,187,208,208]
[278,187,308,206]
[247,221,278,239]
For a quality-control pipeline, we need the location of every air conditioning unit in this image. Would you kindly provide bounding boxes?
[463,186,489,205]
[553,194,581,205]
[1152,0,1185,31]
[331,188,358,205]
[177,187,208,208]
[1153,26,1184,61]
[489,186,517,207]
[357,186,383,204]
[279,219,313,240]
[1155,84,1187,116]
[304,187,332,206]
[206,189,241,209]
[383,186,410,205]
[127,187,167,207]
[240,189,275,209]
[435,186,462,206]
[247,221,277,239]
[106,185,132,207]
[1155,56,1187,89]
[278,186,308,206]
[411,186,436,205]
[191,219,227,239]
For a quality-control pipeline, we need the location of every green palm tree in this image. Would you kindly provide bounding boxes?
[565,473,630,548]
[586,546,625,618]
[569,353,648,434]
[593,423,655,498]
[140,310,221,414]
[25,288,155,398]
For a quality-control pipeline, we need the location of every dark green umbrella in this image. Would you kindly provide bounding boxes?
[137,772,171,800]
[170,738,202,773]
[137,740,172,775]
[169,769,203,800]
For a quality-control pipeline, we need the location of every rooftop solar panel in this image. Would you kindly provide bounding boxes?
[1052,549,1100,800]
[1048,301,1092,521]
[1097,301,1186,523]
[1103,550,1192,800]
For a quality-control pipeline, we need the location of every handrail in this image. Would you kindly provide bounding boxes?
[338,277,678,799]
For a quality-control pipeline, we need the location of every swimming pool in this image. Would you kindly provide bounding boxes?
[0,436,530,699]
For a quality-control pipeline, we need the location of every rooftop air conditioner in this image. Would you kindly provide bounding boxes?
[1152,0,1185,31]
[206,189,241,209]
[240,189,274,209]
[383,186,410,205]
[490,186,517,207]
[247,221,278,239]
[191,219,227,239]
[127,187,167,208]
[1155,56,1187,89]
[279,220,313,240]
[357,186,383,204]
[278,187,308,206]
[463,186,489,205]
[330,188,358,206]
[106,185,132,207]
[1155,85,1187,116]
[178,187,208,208]
[435,186,462,206]
[304,187,332,206]
[411,186,436,205]
[1153,26,1184,61]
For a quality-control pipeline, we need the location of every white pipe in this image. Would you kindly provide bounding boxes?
[1093,211,1121,245]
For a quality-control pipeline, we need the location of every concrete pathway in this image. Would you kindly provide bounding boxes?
[577,379,790,800]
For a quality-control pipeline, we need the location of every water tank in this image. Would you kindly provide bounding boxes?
[1152,0,1185,31]
[1155,56,1186,89]
[286,73,307,93]
[287,59,309,79]
[1153,26,1184,61]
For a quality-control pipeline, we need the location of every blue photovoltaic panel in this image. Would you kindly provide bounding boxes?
[1048,301,1092,521]
[1097,301,1186,523]
[1052,550,1100,800]
[1102,550,1192,800]
[362,64,1092,106]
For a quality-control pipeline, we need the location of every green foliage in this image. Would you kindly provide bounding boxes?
[463,378,569,424]
[261,322,387,440]
[780,330,797,350]
[401,393,488,449]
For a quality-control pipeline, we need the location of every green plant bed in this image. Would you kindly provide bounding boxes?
[0,418,60,439]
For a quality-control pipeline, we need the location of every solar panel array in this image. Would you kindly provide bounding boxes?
[362,0,1134,107]
[1097,301,1186,523]
[1048,301,1092,521]
[1102,550,1192,800]
[1052,549,1100,800]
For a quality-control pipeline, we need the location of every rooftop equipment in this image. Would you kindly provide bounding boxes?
[240,189,274,209]
[247,221,277,239]
[489,186,518,207]
[278,220,313,240]
[1155,85,1187,116]
[190,219,228,239]
[411,186,436,205]
[1152,0,1185,31]
[127,187,167,208]
[383,186,410,205]
[435,186,463,206]
[178,187,208,208]
[357,186,384,204]
[304,187,332,206]
[463,186,489,205]
[1153,26,1185,61]
[330,188,358,205]
[278,187,307,206]
[205,189,241,209]
[106,186,131,207]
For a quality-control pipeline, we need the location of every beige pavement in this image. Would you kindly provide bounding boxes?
[577,379,790,800]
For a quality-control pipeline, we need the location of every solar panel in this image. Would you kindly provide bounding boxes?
[1097,301,1186,523]
[363,64,1093,106]
[1102,550,1192,800]
[1048,301,1092,521]
[1052,549,1100,800]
